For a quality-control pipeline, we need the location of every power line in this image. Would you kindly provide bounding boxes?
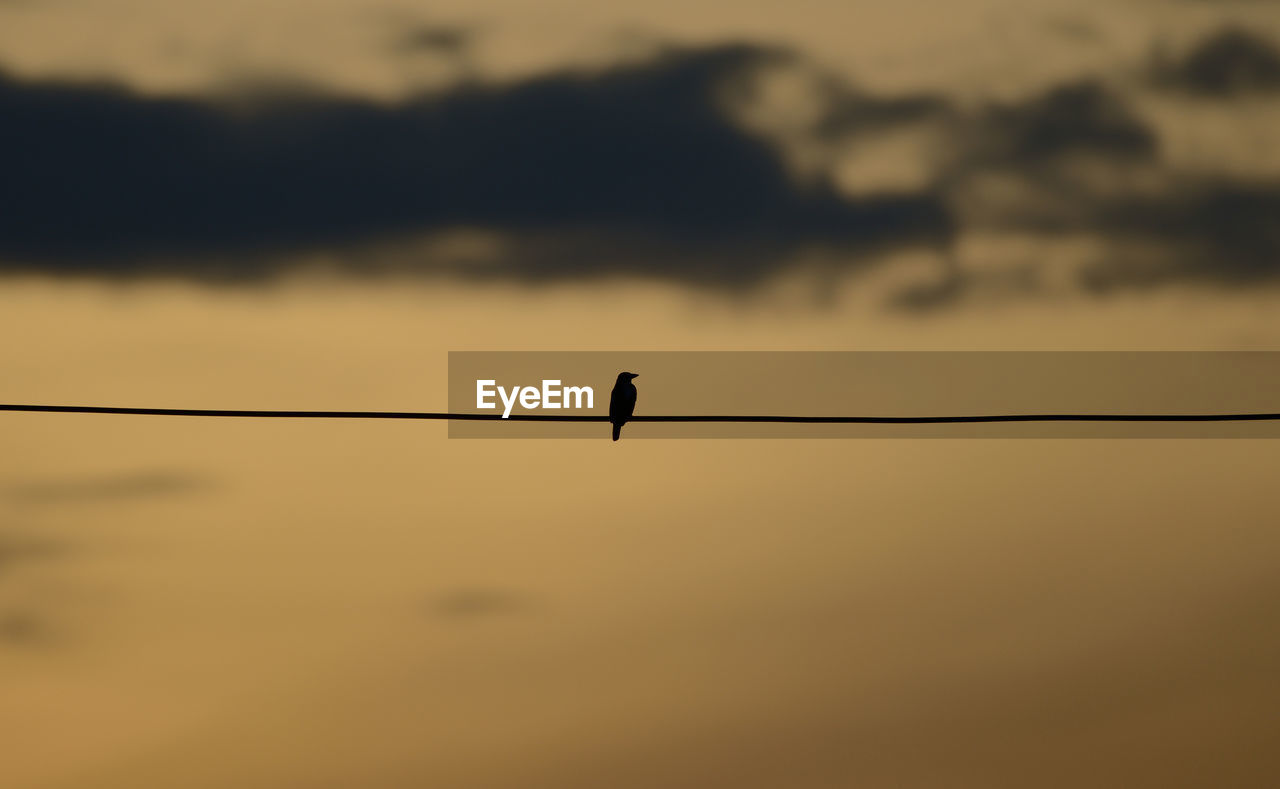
[2,404,1279,423]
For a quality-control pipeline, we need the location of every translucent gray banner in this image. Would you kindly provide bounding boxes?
[447,352,1280,438]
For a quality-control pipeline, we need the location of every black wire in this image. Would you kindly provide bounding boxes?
[3,404,1278,422]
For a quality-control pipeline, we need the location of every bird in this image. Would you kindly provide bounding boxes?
[609,372,639,441]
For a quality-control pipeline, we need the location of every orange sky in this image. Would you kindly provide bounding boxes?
[3,1,1280,787]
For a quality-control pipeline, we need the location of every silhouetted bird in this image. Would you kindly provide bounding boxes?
[609,372,639,441]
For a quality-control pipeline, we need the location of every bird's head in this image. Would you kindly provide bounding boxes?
[617,371,639,382]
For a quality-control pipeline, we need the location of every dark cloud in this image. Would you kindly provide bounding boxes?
[1153,28,1280,95]
[887,74,1280,304]
[809,87,953,142]
[1080,182,1280,289]
[901,174,1280,307]
[0,43,954,286]
[2,37,1277,298]
[968,81,1158,169]
[955,78,1280,289]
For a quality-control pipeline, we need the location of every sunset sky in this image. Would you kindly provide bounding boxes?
[3,1,1280,787]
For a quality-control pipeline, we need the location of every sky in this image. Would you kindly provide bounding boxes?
[3,1,1280,787]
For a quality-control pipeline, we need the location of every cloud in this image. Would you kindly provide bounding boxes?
[1153,28,1280,95]
[2,36,1277,299]
[4,471,209,504]
[431,588,529,619]
[1080,181,1280,289]
[882,72,1280,305]
[0,43,954,285]
[968,81,1158,167]
[0,532,66,647]
[0,533,64,575]
[952,79,1280,290]
[0,611,51,644]
[391,25,474,57]
[809,87,953,142]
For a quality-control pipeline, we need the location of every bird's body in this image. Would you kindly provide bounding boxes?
[609,372,639,441]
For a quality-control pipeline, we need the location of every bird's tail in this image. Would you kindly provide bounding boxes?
[612,422,622,441]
